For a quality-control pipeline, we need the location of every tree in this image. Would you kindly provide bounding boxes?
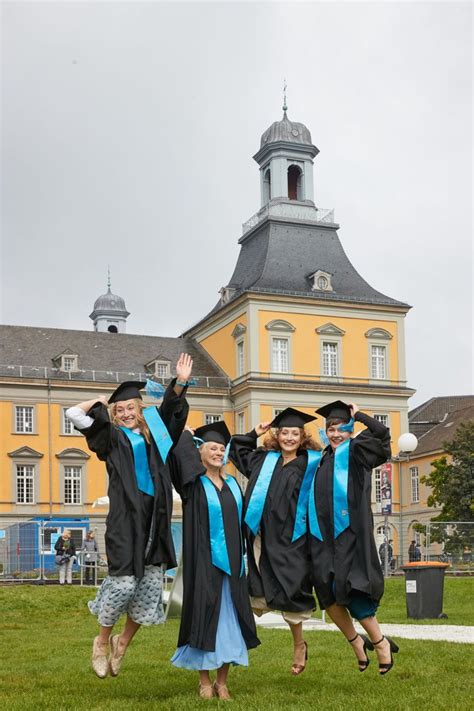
[420,420,474,559]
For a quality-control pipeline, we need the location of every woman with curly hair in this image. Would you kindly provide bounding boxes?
[229,408,320,676]
[65,353,192,678]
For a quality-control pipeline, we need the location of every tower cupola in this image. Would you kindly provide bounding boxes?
[254,98,319,207]
[89,275,130,333]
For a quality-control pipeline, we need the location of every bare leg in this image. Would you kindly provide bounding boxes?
[117,615,141,655]
[198,670,215,699]
[97,625,113,652]
[287,621,307,673]
[358,616,392,667]
[214,664,231,700]
[325,603,368,665]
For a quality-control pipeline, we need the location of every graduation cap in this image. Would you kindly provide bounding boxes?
[194,421,232,446]
[316,400,352,423]
[108,381,147,404]
[270,407,316,429]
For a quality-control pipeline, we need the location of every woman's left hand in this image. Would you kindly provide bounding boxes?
[176,353,193,383]
[348,402,359,417]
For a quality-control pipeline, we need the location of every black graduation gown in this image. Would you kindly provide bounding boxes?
[229,432,316,613]
[80,379,188,578]
[170,431,260,652]
[309,412,391,609]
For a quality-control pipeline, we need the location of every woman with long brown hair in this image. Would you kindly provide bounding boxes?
[229,408,320,676]
[66,353,192,678]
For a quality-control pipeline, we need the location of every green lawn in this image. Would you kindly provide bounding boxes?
[0,579,473,711]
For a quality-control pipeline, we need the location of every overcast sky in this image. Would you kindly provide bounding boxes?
[1,1,472,407]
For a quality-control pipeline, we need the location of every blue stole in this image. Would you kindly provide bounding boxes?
[200,474,245,577]
[120,428,155,496]
[143,406,173,464]
[119,407,172,497]
[244,451,280,535]
[309,438,351,541]
[292,450,323,542]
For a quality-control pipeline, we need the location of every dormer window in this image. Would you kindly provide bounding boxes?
[145,357,171,379]
[62,355,78,372]
[219,287,236,304]
[309,270,333,292]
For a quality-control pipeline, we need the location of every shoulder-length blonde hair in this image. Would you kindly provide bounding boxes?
[263,427,321,452]
[109,399,151,443]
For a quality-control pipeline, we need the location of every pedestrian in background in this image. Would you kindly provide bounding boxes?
[55,530,76,585]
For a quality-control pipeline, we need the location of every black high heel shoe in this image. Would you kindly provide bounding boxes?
[373,635,399,675]
[348,633,373,672]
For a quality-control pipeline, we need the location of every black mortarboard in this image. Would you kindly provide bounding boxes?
[194,421,232,446]
[271,407,316,428]
[316,400,352,422]
[108,381,147,404]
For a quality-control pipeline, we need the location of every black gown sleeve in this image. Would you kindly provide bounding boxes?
[352,411,392,470]
[158,378,189,445]
[169,430,205,498]
[79,402,118,461]
[228,430,265,479]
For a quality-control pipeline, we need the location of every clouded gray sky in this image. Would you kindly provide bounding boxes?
[2,1,472,407]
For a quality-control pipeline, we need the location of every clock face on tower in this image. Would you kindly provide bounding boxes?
[292,128,299,137]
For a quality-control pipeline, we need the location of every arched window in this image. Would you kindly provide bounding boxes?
[108,325,118,333]
[263,168,271,203]
[287,165,302,200]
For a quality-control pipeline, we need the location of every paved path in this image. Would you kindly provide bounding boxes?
[255,613,474,644]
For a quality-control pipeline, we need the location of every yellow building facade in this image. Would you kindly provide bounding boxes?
[0,108,418,568]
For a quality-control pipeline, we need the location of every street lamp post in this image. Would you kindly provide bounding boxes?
[393,433,418,570]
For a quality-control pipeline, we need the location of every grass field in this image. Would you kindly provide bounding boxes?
[1,578,473,711]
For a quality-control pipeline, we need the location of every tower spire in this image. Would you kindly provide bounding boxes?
[107,265,111,292]
[282,79,288,116]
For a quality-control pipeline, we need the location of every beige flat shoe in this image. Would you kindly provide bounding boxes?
[213,682,231,701]
[92,636,109,678]
[109,634,126,677]
[198,683,215,700]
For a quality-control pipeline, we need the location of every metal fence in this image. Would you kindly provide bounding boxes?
[378,521,473,576]
[0,520,108,584]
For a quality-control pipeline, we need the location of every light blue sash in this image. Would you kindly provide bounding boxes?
[244,451,280,535]
[120,428,154,496]
[143,406,173,464]
[308,438,351,541]
[200,474,245,576]
[292,450,323,542]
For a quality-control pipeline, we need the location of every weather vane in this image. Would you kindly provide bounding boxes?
[283,79,288,114]
[107,265,111,290]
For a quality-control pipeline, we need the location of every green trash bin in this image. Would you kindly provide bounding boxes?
[401,562,449,619]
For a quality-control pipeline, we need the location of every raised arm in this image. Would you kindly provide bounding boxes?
[66,396,115,461]
[158,353,192,444]
[350,403,391,469]
[229,422,271,479]
[169,428,206,498]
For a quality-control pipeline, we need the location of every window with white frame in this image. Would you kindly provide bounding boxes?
[16,464,35,504]
[155,361,170,378]
[205,414,222,425]
[371,345,386,379]
[236,340,245,377]
[374,414,389,427]
[15,406,34,433]
[62,356,77,372]
[64,466,82,505]
[374,468,382,503]
[410,466,419,503]
[237,412,245,434]
[272,338,289,373]
[322,342,338,376]
[63,408,74,435]
[42,527,59,552]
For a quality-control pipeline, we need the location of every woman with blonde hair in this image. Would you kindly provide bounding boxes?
[229,408,320,676]
[54,529,76,585]
[170,421,259,701]
[66,353,192,678]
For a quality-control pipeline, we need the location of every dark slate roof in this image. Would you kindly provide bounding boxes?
[413,405,474,456]
[0,325,225,380]
[194,221,409,327]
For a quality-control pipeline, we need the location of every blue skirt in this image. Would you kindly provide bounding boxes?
[171,576,249,670]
